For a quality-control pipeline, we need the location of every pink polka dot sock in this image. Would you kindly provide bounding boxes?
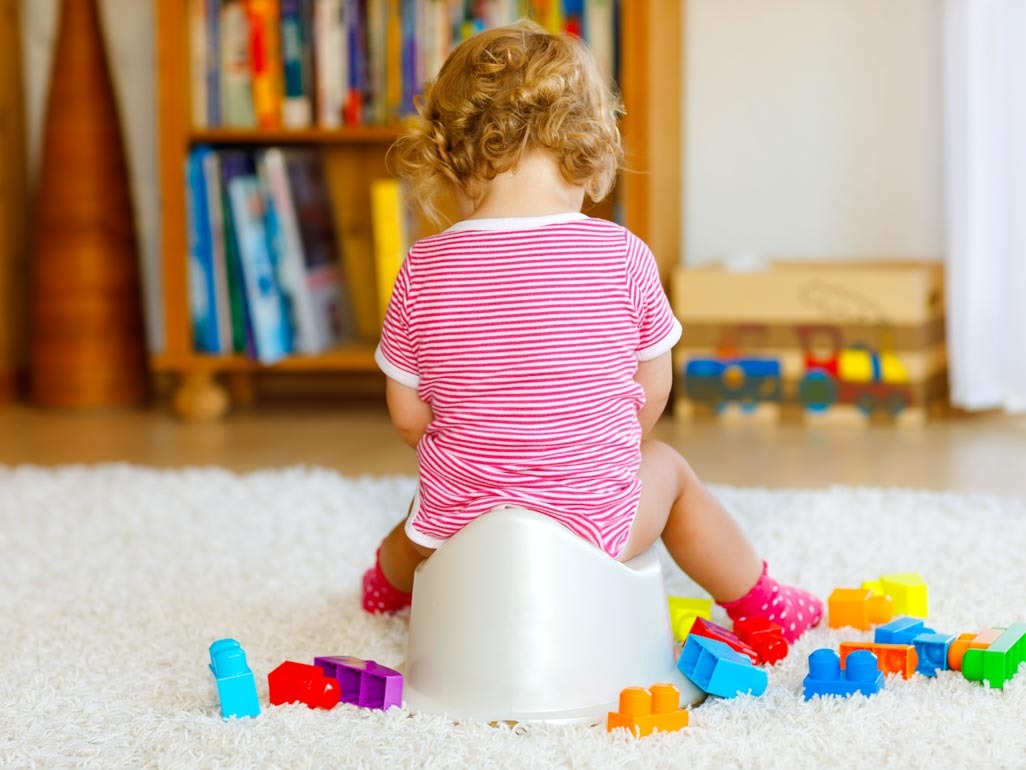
[718,561,823,643]
[361,549,412,614]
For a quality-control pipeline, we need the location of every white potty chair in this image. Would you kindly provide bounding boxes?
[403,507,705,723]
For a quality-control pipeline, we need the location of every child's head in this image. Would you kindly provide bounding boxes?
[390,20,625,224]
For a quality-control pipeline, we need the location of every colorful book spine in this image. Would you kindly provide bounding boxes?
[247,0,284,129]
[185,147,221,353]
[189,0,209,128]
[220,0,257,127]
[370,177,408,325]
[206,0,224,125]
[400,0,416,116]
[313,0,344,127]
[219,151,257,354]
[343,0,363,125]
[384,0,402,122]
[201,151,233,351]
[280,0,313,127]
[227,175,294,363]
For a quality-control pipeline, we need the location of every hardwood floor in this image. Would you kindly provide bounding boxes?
[1,401,1024,496]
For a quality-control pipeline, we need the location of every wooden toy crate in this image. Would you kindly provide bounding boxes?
[671,261,948,426]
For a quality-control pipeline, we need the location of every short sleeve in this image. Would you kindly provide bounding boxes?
[374,255,421,387]
[625,232,682,361]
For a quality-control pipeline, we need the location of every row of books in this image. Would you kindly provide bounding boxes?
[185,146,359,363]
[189,0,620,130]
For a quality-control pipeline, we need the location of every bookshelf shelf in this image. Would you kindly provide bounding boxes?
[190,126,403,145]
[154,0,681,420]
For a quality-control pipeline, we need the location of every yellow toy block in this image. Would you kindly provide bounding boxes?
[607,683,689,738]
[667,597,713,642]
[879,573,928,618]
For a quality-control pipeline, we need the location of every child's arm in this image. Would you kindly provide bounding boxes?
[385,378,434,448]
[635,351,673,435]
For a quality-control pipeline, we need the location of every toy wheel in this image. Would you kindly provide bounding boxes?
[883,392,908,416]
[799,371,837,412]
[855,393,876,415]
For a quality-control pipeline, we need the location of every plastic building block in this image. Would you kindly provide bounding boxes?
[803,649,884,700]
[879,573,928,618]
[874,616,935,646]
[912,632,956,677]
[268,661,341,709]
[688,617,759,663]
[314,656,403,710]
[606,683,689,738]
[839,641,918,679]
[733,617,789,665]
[677,634,768,698]
[828,587,894,630]
[667,596,713,642]
[962,623,1026,689]
[208,638,261,719]
[948,628,1004,671]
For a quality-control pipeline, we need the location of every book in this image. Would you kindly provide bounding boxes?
[279,0,313,127]
[313,0,344,127]
[219,151,258,354]
[259,148,352,353]
[220,0,258,127]
[227,174,294,363]
[584,0,615,84]
[184,147,222,353]
[201,151,233,351]
[370,177,408,325]
[343,0,364,125]
[189,0,209,128]
[247,0,284,129]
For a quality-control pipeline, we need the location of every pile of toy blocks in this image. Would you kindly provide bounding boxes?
[805,572,1026,699]
[208,640,403,719]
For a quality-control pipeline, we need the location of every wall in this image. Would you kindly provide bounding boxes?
[684,0,944,266]
[22,0,162,350]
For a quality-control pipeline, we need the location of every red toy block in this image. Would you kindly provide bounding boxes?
[268,661,341,709]
[607,683,689,738]
[733,618,789,665]
[688,618,758,663]
[828,587,894,631]
[839,641,918,679]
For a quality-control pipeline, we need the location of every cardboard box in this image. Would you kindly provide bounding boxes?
[671,261,947,425]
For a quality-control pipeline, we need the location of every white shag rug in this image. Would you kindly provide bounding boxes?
[1,465,1024,770]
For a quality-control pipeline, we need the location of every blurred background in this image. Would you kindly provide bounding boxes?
[1,0,1023,494]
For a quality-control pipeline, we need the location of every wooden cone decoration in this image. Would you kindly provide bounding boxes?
[29,0,148,407]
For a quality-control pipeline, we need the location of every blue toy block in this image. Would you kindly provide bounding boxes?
[803,649,884,700]
[912,632,956,677]
[677,634,768,698]
[209,638,261,719]
[875,616,935,646]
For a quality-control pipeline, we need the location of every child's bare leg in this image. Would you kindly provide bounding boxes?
[621,440,761,601]
[378,520,434,593]
[363,515,434,613]
[621,440,822,641]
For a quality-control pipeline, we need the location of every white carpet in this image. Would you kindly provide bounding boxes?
[1,465,1024,769]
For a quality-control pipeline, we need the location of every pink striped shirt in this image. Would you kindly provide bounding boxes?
[375,213,682,558]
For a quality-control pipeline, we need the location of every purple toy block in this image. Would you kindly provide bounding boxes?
[314,655,403,710]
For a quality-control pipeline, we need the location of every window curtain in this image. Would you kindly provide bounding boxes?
[943,0,1026,413]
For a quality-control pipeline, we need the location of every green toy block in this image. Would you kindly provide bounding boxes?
[668,596,713,642]
[962,623,1026,689]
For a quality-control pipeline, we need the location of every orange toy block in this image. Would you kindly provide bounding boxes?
[948,628,1004,671]
[607,683,689,739]
[839,642,918,679]
[828,588,894,630]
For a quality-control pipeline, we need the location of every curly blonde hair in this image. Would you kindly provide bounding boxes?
[388,20,625,225]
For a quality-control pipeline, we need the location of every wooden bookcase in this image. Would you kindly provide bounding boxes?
[153,0,682,419]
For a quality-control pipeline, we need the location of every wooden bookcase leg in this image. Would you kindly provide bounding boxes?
[172,371,230,421]
[225,372,257,409]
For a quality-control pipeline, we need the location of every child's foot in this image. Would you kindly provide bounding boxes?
[362,549,412,614]
[719,561,822,643]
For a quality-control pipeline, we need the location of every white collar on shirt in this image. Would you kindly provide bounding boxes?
[443,212,590,233]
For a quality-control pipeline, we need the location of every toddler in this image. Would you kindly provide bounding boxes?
[363,20,822,643]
